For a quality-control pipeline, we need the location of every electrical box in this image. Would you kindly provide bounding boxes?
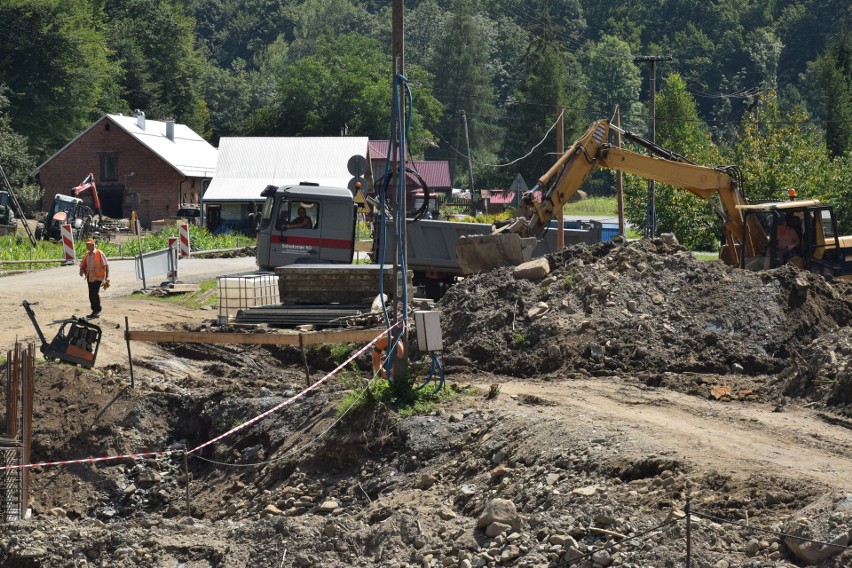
[414,310,443,352]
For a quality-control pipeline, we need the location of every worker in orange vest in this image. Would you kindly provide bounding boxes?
[79,238,109,318]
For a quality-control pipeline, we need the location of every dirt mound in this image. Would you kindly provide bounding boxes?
[4,243,852,567]
[439,239,852,411]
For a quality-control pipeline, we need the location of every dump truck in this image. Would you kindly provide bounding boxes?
[456,119,852,280]
[254,182,605,298]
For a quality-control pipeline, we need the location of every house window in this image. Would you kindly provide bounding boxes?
[100,153,117,181]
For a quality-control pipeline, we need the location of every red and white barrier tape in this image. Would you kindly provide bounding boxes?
[187,323,400,455]
[0,449,179,471]
[0,325,401,471]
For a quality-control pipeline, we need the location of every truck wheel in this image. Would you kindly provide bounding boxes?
[423,279,446,300]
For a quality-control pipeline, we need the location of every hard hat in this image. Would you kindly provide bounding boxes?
[85,238,95,244]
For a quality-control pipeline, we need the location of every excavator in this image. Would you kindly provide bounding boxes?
[72,173,104,227]
[456,119,852,280]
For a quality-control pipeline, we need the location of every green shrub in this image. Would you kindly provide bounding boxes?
[337,372,473,418]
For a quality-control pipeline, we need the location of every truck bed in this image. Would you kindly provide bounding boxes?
[375,218,603,274]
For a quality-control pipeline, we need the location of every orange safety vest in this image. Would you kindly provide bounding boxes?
[81,249,108,281]
[372,334,405,379]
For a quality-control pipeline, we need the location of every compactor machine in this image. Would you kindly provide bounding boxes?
[21,300,101,368]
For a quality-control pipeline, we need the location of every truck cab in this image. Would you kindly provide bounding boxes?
[256,183,357,270]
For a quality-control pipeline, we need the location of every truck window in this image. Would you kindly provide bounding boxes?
[257,197,276,231]
[278,200,318,230]
[275,201,291,230]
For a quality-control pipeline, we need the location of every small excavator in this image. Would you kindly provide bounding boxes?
[456,119,852,280]
[72,173,104,227]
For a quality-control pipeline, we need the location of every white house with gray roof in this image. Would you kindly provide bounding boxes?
[202,136,371,234]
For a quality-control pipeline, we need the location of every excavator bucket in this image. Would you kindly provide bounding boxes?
[455,231,538,274]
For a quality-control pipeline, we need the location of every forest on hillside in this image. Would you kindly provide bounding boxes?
[0,0,850,248]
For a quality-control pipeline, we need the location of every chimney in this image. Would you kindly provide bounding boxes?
[166,120,175,141]
[134,109,145,130]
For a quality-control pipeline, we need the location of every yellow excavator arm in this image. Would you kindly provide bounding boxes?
[520,119,769,268]
[457,119,772,273]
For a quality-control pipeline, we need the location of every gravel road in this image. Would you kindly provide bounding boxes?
[1,255,259,364]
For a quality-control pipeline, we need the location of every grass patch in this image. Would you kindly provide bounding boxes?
[563,196,618,217]
[692,251,720,261]
[338,372,476,418]
[0,228,253,269]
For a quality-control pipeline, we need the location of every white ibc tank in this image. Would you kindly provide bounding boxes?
[217,273,280,324]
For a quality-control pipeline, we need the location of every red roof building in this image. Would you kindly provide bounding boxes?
[369,141,451,197]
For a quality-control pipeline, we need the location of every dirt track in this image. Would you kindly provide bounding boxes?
[2,241,852,567]
[1,255,258,366]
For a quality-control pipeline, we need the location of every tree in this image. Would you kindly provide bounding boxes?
[500,3,586,190]
[105,0,207,132]
[731,91,852,235]
[813,29,852,157]
[284,0,377,60]
[584,35,640,113]
[187,0,291,69]
[248,34,442,156]
[583,35,643,129]
[199,59,257,142]
[402,0,446,70]
[0,0,121,159]
[0,86,40,214]
[426,0,502,189]
[623,73,722,250]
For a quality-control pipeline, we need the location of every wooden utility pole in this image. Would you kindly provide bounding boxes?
[613,106,625,238]
[555,106,565,251]
[634,55,672,238]
[460,110,476,216]
[391,0,409,371]
[392,0,404,77]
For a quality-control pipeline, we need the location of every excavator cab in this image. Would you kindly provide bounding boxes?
[804,206,852,278]
[739,201,852,279]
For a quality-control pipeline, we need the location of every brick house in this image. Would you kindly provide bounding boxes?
[32,111,217,227]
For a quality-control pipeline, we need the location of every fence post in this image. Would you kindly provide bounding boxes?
[685,498,692,568]
[167,237,178,283]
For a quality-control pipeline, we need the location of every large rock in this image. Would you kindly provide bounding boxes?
[513,258,550,281]
[782,493,852,565]
[477,498,521,532]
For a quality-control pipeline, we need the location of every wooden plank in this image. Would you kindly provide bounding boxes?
[126,328,387,346]
[166,283,200,292]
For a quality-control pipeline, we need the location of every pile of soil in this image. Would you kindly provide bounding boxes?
[2,239,852,567]
[440,238,852,414]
